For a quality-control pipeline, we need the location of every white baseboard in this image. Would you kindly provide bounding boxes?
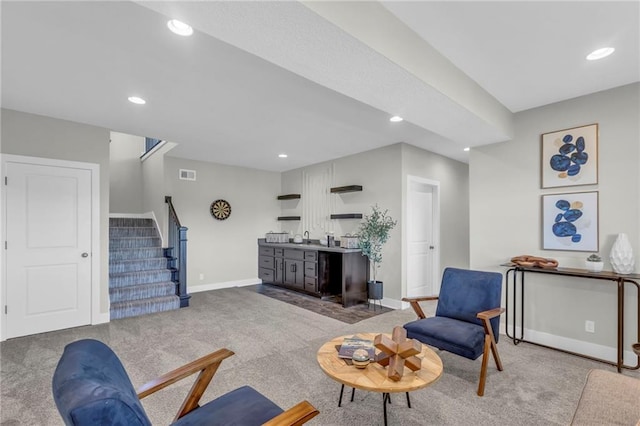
[189,278,260,293]
[380,297,404,310]
[502,323,638,366]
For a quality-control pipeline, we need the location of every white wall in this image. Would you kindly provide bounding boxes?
[0,108,111,314]
[470,83,640,362]
[164,156,281,291]
[109,132,144,213]
[141,144,172,242]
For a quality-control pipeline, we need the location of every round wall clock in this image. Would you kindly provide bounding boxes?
[210,199,231,220]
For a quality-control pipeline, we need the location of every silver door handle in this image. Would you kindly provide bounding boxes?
[81,252,89,258]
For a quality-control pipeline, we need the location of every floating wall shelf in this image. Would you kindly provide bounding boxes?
[330,185,363,194]
[277,194,301,200]
[330,214,363,220]
[277,216,301,221]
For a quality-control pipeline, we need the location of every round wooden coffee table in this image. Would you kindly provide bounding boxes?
[317,333,443,425]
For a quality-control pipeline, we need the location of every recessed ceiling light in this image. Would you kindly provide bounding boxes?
[586,47,615,61]
[278,154,288,158]
[389,115,403,122]
[128,96,146,105]
[167,19,193,36]
[463,147,470,152]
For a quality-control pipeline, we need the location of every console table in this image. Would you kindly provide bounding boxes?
[502,264,640,372]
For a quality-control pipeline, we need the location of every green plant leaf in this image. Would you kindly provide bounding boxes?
[357,205,397,282]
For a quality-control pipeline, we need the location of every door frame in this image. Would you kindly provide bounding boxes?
[0,154,101,341]
[404,175,440,303]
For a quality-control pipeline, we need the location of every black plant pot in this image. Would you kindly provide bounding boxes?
[367,280,383,301]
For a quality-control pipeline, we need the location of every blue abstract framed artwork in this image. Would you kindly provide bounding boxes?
[541,123,598,188]
[542,191,598,252]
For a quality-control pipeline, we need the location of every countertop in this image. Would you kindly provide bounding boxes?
[258,238,362,254]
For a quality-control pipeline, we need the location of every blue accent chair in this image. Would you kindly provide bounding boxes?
[402,267,504,396]
[52,339,319,425]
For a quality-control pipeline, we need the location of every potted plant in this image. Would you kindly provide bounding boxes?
[358,205,397,301]
[585,253,604,272]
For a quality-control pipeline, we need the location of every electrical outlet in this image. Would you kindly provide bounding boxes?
[199,273,204,280]
[585,320,595,333]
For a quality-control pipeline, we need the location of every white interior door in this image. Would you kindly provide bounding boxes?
[407,178,439,297]
[5,161,92,338]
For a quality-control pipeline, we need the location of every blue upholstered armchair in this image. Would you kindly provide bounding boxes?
[402,267,504,396]
[52,339,318,425]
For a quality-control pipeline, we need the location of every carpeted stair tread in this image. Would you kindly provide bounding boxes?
[109,247,164,261]
[109,257,169,274]
[109,218,155,227]
[110,295,180,320]
[109,281,176,303]
[109,237,162,249]
[109,269,173,288]
[109,227,159,238]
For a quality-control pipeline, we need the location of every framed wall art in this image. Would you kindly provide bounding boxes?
[542,191,598,252]
[541,123,598,188]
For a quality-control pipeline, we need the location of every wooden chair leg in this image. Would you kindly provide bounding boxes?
[490,338,504,371]
[477,334,491,396]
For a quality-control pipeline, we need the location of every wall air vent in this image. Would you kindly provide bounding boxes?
[179,169,196,181]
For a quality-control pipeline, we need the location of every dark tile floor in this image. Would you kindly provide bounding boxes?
[246,284,393,324]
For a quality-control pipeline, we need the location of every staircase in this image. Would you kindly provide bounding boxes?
[109,218,180,320]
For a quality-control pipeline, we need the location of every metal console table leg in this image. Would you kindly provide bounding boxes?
[502,264,640,372]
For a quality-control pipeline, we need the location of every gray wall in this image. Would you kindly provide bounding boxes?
[281,143,470,304]
[282,144,402,299]
[109,132,144,213]
[470,83,640,361]
[401,143,470,283]
[1,108,111,314]
[164,156,281,290]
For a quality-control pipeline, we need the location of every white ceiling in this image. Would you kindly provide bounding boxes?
[382,1,640,112]
[2,1,638,172]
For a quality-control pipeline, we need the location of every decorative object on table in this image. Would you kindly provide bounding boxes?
[326,232,335,247]
[337,336,375,360]
[210,199,231,220]
[340,234,360,249]
[351,348,371,369]
[358,205,397,303]
[610,233,635,274]
[542,191,598,251]
[510,255,559,269]
[585,253,604,272]
[541,123,598,189]
[265,231,288,243]
[374,326,422,381]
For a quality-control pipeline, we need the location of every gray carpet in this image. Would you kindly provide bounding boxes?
[247,283,394,324]
[1,287,638,425]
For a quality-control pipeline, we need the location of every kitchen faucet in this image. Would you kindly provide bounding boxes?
[304,230,310,244]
